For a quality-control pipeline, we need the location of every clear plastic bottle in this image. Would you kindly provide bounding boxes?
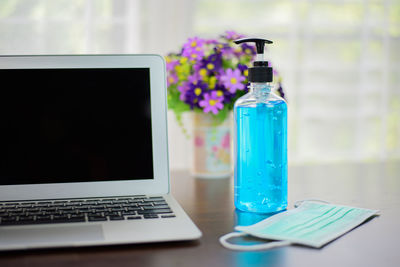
[233,38,287,213]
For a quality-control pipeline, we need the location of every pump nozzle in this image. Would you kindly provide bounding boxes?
[234,37,274,83]
[234,38,273,62]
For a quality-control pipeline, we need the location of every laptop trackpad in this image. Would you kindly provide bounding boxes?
[0,225,104,247]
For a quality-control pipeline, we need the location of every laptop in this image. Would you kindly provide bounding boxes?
[0,55,202,251]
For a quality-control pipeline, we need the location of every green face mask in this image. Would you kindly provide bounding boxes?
[220,201,379,251]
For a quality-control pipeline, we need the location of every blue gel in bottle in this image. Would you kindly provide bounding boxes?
[233,38,287,213]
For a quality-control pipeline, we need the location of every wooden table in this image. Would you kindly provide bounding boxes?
[1,161,399,267]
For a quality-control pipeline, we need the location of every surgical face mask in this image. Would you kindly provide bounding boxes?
[220,200,378,251]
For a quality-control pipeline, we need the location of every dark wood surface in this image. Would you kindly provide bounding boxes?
[1,161,399,267]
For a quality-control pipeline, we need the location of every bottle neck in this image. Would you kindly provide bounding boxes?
[249,82,272,95]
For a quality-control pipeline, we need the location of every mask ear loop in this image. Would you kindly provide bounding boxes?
[294,199,330,208]
[219,232,291,251]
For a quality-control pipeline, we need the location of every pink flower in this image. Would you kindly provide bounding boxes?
[195,136,204,147]
[199,91,224,114]
[221,133,230,149]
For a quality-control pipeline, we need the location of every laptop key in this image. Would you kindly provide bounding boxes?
[17,216,35,224]
[153,201,167,205]
[69,215,86,222]
[53,215,69,221]
[106,204,122,208]
[36,215,52,221]
[58,206,73,211]
[121,211,136,216]
[161,215,176,218]
[109,216,125,221]
[104,211,119,216]
[138,203,152,207]
[127,216,142,220]
[143,205,169,210]
[0,218,18,225]
[99,201,113,205]
[113,200,128,204]
[138,209,173,215]
[127,207,141,211]
[26,211,43,216]
[110,207,124,212]
[143,214,159,219]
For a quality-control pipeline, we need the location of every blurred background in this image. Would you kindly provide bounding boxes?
[1,0,399,170]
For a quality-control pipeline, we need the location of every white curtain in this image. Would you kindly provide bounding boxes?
[0,0,399,170]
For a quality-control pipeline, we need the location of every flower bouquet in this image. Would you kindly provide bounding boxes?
[166,31,285,177]
[165,30,285,126]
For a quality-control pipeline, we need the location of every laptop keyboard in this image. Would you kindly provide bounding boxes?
[0,196,175,226]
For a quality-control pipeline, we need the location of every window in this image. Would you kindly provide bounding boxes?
[194,0,400,164]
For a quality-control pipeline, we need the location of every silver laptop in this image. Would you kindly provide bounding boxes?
[0,55,201,251]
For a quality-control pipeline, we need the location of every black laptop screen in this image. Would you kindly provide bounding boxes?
[0,68,154,185]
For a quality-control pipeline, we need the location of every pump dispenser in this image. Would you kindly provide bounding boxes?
[235,38,273,83]
[233,38,287,213]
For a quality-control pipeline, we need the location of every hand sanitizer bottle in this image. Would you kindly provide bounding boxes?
[233,38,287,213]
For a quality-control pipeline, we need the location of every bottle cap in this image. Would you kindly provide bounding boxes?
[234,38,273,83]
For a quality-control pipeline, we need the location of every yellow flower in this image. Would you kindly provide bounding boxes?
[230,77,237,84]
[194,88,202,96]
[244,69,248,77]
[209,99,216,106]
[208,76,217,89]
[179,57,188,64]
[168,76,176,84]
[206,63,215,70]
[216,90,223,97]
[199,68,207,77]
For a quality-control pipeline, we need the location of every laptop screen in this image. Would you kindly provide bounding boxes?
[0,68,154,185]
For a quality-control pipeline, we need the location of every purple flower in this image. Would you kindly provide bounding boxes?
[167,73,178,86]
[184,81,208,109]
[214,84,234,104]
[220,44,234,58]
[199,91,224,114]
[237,63,248,75]
[223,30,245,41]
[166,58,179,72]
[204,53,222,72]
[187,73,201,84]
[220,68,246,93]
[178,82,190,101]
[194,53,223,77]
[182,37,205,60]
[239,43,256,56]
[205,39,218,45]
